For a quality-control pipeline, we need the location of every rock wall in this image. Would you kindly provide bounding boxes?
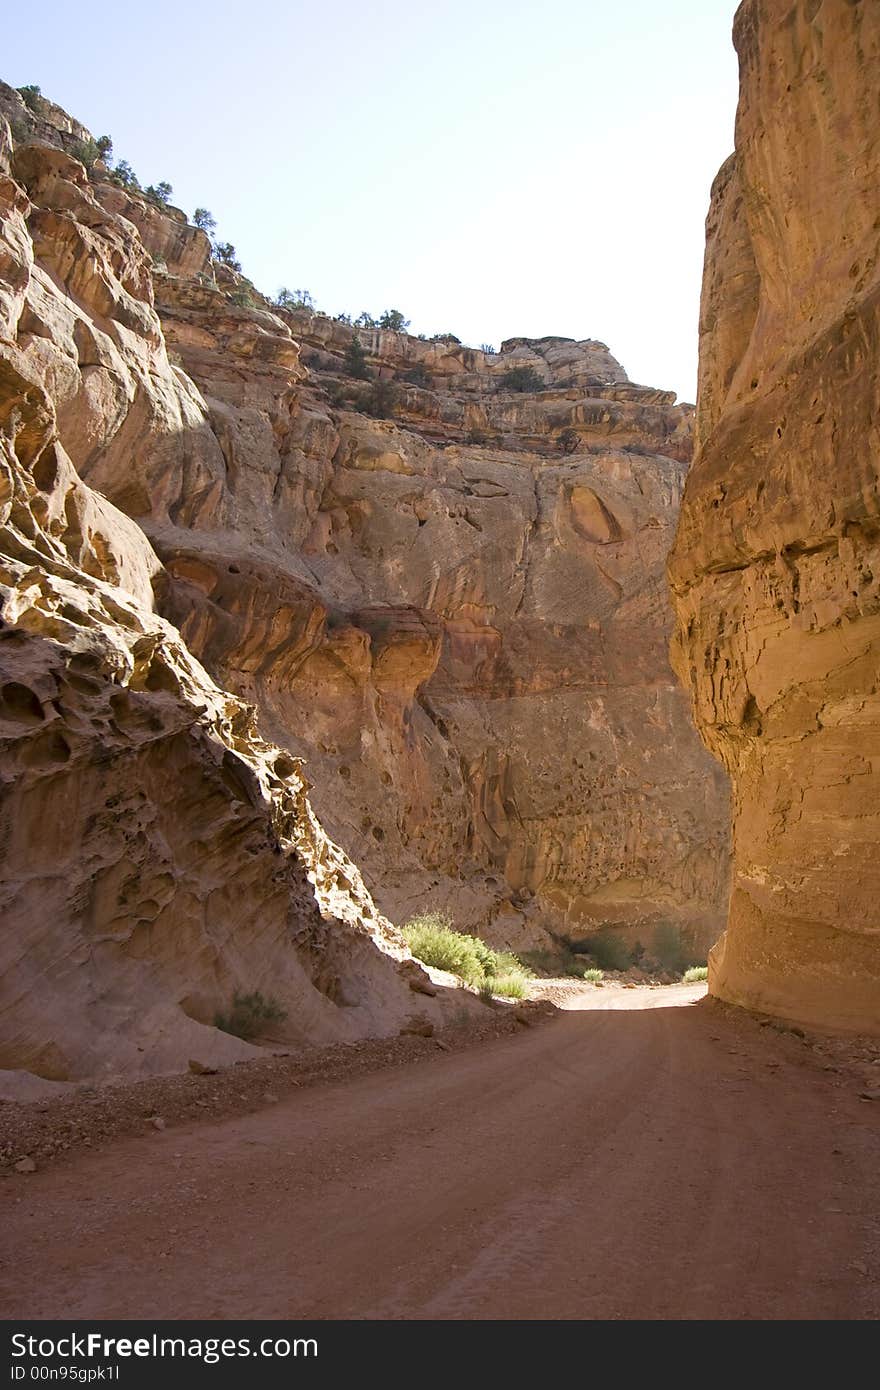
[0,114,472,1084]
[669,0,880,1031]
[0,75,731,1093]
[140,298,728,956]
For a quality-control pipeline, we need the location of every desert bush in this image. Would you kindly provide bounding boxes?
[95,135,113,162]
[229,287,262,309]
[682,965,708,983]
[500,365,543,393]
[582,928,631,972]
[145,181,173,206]
[213,241,242,272]
[357,379,399,418]
[403,912,486,986]
[558,427,580,454]
[583,968,604,984]
[379,309,410,332]
[343,333,371,380]
[71,138,100,170]
[17,85,42,112]
[403,913,531,996]
[491,974,527,999]
[276,287,314,311]
[214,990,287,1040]
[491,950,532,979]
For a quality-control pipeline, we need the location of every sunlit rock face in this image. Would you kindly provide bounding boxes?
[0,109,477,1083]
[0,74,730,1041]
[669,0,880,1031]
[142,303,729,958]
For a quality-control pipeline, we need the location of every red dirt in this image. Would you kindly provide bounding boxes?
[2,984,879,1320]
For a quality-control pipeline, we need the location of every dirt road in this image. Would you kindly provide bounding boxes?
[2,985,878,1320]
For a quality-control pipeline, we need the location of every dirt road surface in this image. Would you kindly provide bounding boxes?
[2,985,879,1320]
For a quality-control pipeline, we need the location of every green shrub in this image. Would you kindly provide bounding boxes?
[71,138,100,170]
[558,427,580,454]
[582,929,631,972]
[491,950,532,979]
[500,365,542,393]
[583,968,604,984]
[145,181,173,206]
[17,85,42,113]
[683,965,708,983]
[276,287,314,311]
[214,241,242,272]
[229,287,262,309]
[357,379,399,418]
[379,309,410,332]
[402,913,531,996]
[214,990,287,1040]
[343,333,371,380]
[403,912,486,985]
[491,974,527,999]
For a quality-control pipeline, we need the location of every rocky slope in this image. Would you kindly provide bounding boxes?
[0,78,730,1083]
[0,95,474,1084]
[669,0,880,1031]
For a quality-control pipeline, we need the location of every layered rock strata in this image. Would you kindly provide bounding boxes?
[669,0,880,1031]
[0,75,731,1093]
[0,107,469,1083]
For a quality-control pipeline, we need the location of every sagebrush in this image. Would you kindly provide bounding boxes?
[402,912,531,998]
[214,990,287,1040]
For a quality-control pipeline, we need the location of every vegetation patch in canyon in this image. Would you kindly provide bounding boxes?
[403,913,532,998]
[214,991,287,1041]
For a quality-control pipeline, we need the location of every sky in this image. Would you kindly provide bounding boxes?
[5,0,740,402]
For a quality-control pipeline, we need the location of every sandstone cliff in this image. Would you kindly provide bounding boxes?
[0,76,730,1083]
[0,97,473,1083]
[669,0,880,1031]
[146,298,729,956]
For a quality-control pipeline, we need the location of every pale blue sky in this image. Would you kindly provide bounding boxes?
[6,1,740,400]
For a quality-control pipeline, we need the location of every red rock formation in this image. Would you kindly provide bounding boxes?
[0,75,731,1093]
[143,281,729,957]
[0,113,475,1084]
[670,0,880,1031]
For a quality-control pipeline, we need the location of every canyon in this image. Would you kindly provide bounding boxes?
[2,0,879,1105]
[0,80,728,1082]
[2,0,880,1333]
